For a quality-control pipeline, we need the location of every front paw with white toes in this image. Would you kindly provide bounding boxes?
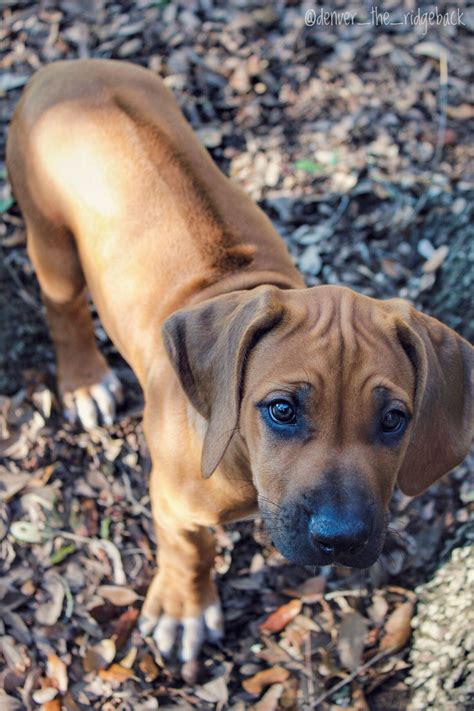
[139,575,224,662]
[141,601,224,662]
[62,369,124,429]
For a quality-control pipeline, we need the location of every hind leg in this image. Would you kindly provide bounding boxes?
[27,219,123,428]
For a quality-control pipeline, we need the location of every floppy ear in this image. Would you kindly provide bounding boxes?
[393,301,473,496]
[162,285,285,478]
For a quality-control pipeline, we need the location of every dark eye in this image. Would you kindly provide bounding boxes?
[381,409,406,434]
[268,399,296,425]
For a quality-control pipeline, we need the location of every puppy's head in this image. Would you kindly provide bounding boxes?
[163,285,473,568]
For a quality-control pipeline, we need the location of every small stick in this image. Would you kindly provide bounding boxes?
[305,632,317,708]
[309,648,395,708]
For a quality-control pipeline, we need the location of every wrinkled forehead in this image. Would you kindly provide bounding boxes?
[247,286,415,397]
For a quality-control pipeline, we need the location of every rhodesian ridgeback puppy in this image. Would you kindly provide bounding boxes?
[7,59,473,662]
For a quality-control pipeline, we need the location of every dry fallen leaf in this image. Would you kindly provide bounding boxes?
[351,682,370,711]
[379,600,415,653]
[258,639,291,665]
[97,585,140,606]
[446,103,474,120]
[0,691,23,711]
[47,653,68,694]
[279,677,299,709]
[35,573,65,626]
[139,653,159,682]
[242,666,290,696]
[250,682,284,711]
[283,575,326,602]
[0,471,31,502]
[422,245,449,273]
[61,691,82,711]
[0,636,30,673]
[260,600,302,634]
[119,646,137,669]
[43,701,62,711]
[98,663,135,684]
[337,611,368,672]
[32,687,58,704]
[195,674,229,705]
[367,594,389,625]
[111,607,140,649]
[83,639,116,672]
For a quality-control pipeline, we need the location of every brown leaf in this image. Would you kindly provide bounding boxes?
[119,646,137,669]
[88,601,118,625]
[111,607,140,649]
[0,471,31,502]
[351,682,370,711]
[47,654,68,694]
[446,103,474,120]
[367,594,389,625]
[61,691,82,711]
[260,600,302,634]
[337,611,368,672]
[83,639,116,672]
[242,666,290,696]
[32,687,58,704]
[97,585,140,606]
[379,601,414,653]
[139,653,159,682]
[284,575,326,602]
[0,636,30,673]
[250,683,284,711]
[195,675,229,704]
[258,639,291,665]
[43,701,62,711]
[422,245,449,273]
[98,663,135,684]
[35,573,65,626]
[279,677,299,709]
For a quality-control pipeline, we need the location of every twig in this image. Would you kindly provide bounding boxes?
[328,194,350,228]
[122,471,152,519]
[305,632,317,709]
[309,648,394,708]
[324,588,368,601]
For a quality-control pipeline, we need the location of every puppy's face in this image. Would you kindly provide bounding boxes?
[239,288,415,567]
[164,284,473,570]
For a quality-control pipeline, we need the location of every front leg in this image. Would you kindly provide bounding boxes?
[140,496,224,662]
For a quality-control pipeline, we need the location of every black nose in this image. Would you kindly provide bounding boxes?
[309,515,370,558]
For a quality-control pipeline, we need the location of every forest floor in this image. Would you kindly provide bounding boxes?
[1,1,473,710]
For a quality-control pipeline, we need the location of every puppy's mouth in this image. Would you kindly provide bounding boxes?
[259,497,387,569]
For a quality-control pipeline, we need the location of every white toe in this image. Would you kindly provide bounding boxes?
[204,601,224,642]
[104,371,124,404]
[181,616,205,662]
[154,615,179,658]
[90,381,115,425]
[75,392,98,430]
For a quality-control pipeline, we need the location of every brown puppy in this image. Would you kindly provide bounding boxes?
[7,59,473,662]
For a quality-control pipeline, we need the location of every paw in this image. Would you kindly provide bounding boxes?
[62,370,124,429]
[139,601,224,662]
